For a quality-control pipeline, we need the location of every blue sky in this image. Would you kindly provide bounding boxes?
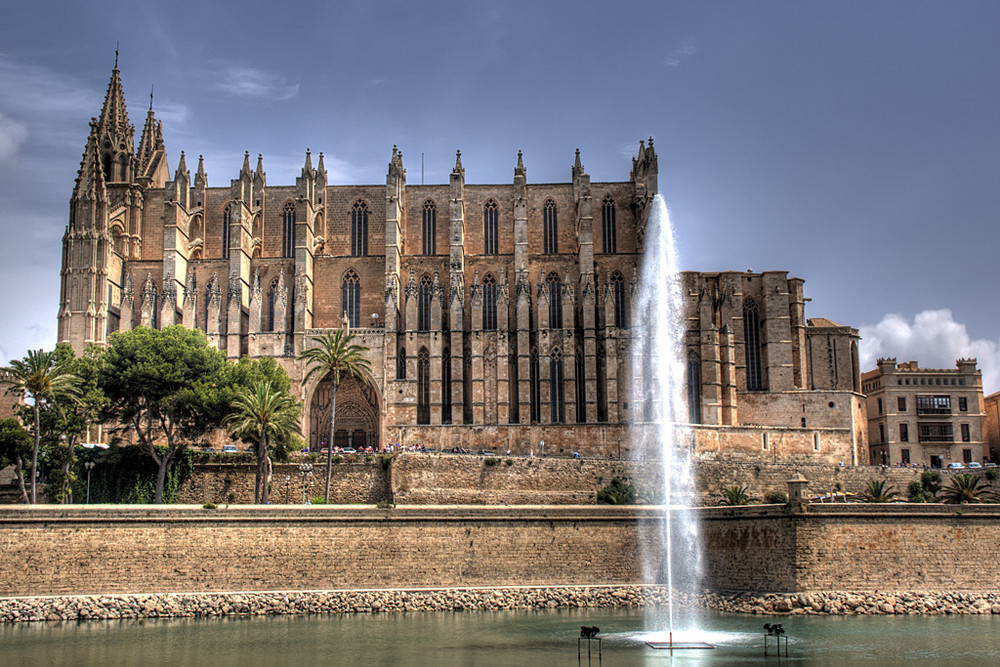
[1,1,998,391]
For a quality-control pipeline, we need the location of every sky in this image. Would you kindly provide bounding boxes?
[1,1,998,392]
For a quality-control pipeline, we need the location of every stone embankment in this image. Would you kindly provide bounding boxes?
[5,586,1000,623]
[703,591,1000,616]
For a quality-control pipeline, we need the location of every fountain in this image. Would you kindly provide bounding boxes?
[630,193,708,649]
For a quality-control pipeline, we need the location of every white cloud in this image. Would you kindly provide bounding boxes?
[665,37,697,67]
[860,309,1000,394]
[0,111,28,164]
[213,67,299,101]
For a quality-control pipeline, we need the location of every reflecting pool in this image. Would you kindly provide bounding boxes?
[4,607,1000,666]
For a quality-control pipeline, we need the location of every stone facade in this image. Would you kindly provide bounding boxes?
[58,66,863,461]
[985,390,1000,462]
[862,358,986,466]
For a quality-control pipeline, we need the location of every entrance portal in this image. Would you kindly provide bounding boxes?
[309,374,379,451]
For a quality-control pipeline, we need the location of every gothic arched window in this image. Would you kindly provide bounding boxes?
[484,199,498,255]
[351,200,368,257]
[687,351,702,424]
[442,347,452,424]
[547,272,562,329]
[482,273,498,331]
[530,348,541,424]
[418,274,433,332]
[281,202,296,258]
[397,347,406,380]
[422,200,436,255]
[744,297,764,391]
[601,196,617,254]
[550,348,565,424]
[610,271,626,327]
[342,269,361,328]
[543,199,558,254]
[417,347,430,424]
[222,205,231,259]
[267,277,280,332]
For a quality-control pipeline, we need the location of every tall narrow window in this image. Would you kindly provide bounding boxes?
[687,351,702,424]
[442,347,452,424]
[267,277,279,332]
[483,199,498,255]
[282,202,296,258]
[351,200,368,256]
[550,348,565,424]
[341,269,360,328]
[222,204,231,259]
[418,274,433,331]
[397,347,406,379]
[601,196,617,253]
[743,297,764,391]
[417,347,430,424]
[547,272,562,329]
[530,348,541,423]
[422,200,437,255]
[483,273,498,331]
[543,199,558,254]
[610,271,626,327]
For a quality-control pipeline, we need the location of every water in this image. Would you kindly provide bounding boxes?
[4,608,999,665]
[631,193,701,637]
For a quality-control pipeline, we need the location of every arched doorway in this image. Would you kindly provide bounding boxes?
[309,373,380,451]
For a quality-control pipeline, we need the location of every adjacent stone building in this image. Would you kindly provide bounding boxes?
[57,65,864,462]
[984,391,1000,463]
[862,359,986,466]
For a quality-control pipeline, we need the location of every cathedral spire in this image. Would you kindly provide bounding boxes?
[241,150,252,177]
[452,150,464,177]
[514,149,525,178]
[72,120,108,202]
[572,148,584,178]
[175,150,188,180]
[301,148,314,178]
[316,152,327,180]
[97,65,132,151]
[194,155,207,188]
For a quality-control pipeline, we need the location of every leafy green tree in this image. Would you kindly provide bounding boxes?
[0,418,32,503]
[298,330,371,503]
[99,326,231,504]
[718,485,752,506]
[940,474,998,504]
[861,479,900,503]
[226,379,301,503]
[1,349,79,503]
[596,476,637,505]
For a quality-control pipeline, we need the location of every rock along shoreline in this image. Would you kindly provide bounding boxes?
[4,586,1000,623]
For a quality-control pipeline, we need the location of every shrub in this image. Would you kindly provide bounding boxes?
[311,496,327,504]
[379,453,395,471]
[376,500,394,509]
[331,455,343,464]
[365,454,374,463]
[986,468,999,482]
[718,485,751,506]
[597,476,636,505]
[484,457,500,467]
[202,502,217,510]
[505,459,514,466]
[763,490,788,505]
[860,479,899,503]
[227,492,235,503]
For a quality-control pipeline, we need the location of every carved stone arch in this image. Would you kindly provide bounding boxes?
[109,218,127,257]
[306,368,381,451]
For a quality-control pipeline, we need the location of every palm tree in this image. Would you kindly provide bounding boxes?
[940,474,998,504]
[298,329,371,503]
[1,349,79,503]
[718,485,751,506]
[861,479,900,503]
[226,380,301,504]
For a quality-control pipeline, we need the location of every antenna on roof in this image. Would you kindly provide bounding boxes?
[421,152,424,185]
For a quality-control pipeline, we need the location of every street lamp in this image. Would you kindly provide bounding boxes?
[299,463,313,503]
[540,440,544,457]
[84,461,96,504]
[285,474,291,504]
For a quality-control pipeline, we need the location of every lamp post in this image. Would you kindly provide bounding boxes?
[617,436,621,460]
[299,463,313,503]
[371,312,378,328]
[84,461,96,504]
[285,474,291,504]
[540,440,544,457]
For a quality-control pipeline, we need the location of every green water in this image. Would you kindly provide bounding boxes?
[4,607,999,666]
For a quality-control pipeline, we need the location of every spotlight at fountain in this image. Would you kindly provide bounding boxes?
[631,193,705,647]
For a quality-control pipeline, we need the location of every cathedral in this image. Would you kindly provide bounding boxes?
[59,66,865,462]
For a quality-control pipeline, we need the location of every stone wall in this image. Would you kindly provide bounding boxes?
[172,454,973,507]
[6,502,1000,601]
[0,506,657,597]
